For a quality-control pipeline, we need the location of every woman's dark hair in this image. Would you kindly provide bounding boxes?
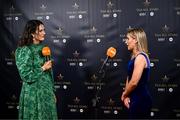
[18,20,44,47]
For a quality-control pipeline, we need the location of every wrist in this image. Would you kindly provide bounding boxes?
[123,91,127,98]
[41,66,46,71]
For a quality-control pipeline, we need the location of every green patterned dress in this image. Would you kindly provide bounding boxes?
[15,44,58,120]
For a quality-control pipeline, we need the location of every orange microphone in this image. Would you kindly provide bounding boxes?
[99,47,117,73]
[42,46,51,61]
[106,47,116,58]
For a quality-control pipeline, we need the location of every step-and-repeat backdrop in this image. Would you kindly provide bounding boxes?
[0,0,180,119]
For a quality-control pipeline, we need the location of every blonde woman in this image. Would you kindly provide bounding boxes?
[121,28,152,118]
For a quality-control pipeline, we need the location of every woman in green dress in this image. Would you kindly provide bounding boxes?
[15,20,58,120]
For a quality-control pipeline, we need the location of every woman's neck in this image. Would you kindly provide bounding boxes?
[33,39,40,44]
[131,49,140,58]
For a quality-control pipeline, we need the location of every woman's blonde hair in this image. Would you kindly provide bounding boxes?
[127,28,149,54]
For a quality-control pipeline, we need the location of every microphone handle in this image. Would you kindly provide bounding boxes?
[45,56,51,61]
[44,56,55,87]
[99,56,109,74]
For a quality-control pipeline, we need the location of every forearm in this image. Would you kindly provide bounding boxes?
[123,81,137,97]
[20,67,44,83]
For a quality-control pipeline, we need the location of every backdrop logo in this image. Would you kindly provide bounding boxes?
[100,98,122,115]
[4,51,15,66]
[51,27,71,44]
[162,25,169,33]
[67,50,87,67]
[174,59,180,67]
[57,73,64,80]
[174,6,180,15]
[155,25,178,42]
[149,58,159,68]
[4,5,22,21]
[68,97,88,113]
[82,26,105,43]
[90,26,97,34]
[136,0,159,17]
[84,73,105,90]
[143,0,151,7]
[34,4,54,20]
[55,73,71,90]
[72,3,79,9]
[56,27,63,35]
[91,74,98,81]
[73,50,80,58]
[40,4,47,10]
[66,2,88,19]
[162,75,169,82]
[107,1,114,8]
[10,5,15,11]
[6,94,18,110]
[120,26,134,43]
[100,0,122,18]
[100,57,121,68]
[73,97,80,104]
[155,75,178,93]
[107,98,115,106]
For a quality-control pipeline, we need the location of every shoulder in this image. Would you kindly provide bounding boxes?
[134,53,146,65]
[15,46,32,58]
[15,46,31,53]
[135,52,150,68]
[136,52,149,61]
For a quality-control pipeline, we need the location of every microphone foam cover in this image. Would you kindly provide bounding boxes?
[107,47,116,58]
[42,46,51,56]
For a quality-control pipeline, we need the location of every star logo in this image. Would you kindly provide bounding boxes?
[40,4,47,10]
[107,1,114,8]
[72,3,79,9]
[57,27,63,35]
[73,50,80,58]
[73,97,80,104]
[90,26,97,33]
[162,75,169,82]
[162,25,169,33]
[91,74,98,81]
[10,5,15,11]
[108,98,115,106]
[143,0,151,7]
[126,26,133,31]
[57,73,64,80]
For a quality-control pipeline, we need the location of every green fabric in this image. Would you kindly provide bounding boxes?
[15,44,58,120]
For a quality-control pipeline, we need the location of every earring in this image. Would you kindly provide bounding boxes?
[31,34,35,38]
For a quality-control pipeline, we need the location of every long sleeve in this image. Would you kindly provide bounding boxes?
[15,46,43,83]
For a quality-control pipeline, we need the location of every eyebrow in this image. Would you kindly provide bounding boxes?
[39,28,45,31]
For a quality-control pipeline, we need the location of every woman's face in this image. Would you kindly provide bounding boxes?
[32,24,45,43]
[125,34,137,51]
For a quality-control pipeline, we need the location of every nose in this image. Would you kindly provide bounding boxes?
[125,40,128,45]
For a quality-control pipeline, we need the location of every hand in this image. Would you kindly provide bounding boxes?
[123,97,130,109]
[41,60,52,71]
[121,91,126,102]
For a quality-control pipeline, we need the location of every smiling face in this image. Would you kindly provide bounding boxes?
[32,24,46,44]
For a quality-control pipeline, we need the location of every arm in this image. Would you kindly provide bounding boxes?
[125,77,129,90]
[121,77,130,108]
[15,46,44,83]
[122,54,146,100]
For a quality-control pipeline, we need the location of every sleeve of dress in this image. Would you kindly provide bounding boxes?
[15,46,43,83]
